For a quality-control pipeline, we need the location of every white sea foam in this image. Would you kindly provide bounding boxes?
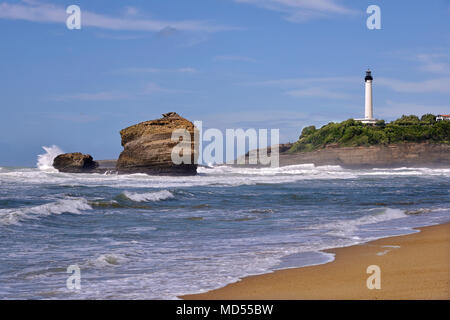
[353,208,407,225]
[1,163,449,190]
[363,167,450,176]
[90,254,128,267]
[36,145,64,171]
[0,198,92,225]
[198,164,346,176]
[123,190,174,202]
[308,208,408,237]
[198,164,450,180]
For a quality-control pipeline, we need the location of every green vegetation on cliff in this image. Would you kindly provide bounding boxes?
[289,114,450,153]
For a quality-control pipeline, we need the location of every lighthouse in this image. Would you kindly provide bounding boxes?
[365,70,373,120]
[356,69,377,124]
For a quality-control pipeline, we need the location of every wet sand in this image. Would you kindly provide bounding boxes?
[182,223,450,300]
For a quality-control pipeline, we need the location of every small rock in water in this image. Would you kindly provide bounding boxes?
[53,153,99,173]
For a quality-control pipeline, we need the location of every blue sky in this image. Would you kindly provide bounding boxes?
[1,0,449,166]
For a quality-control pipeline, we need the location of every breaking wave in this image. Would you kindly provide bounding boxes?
[122,190,174,202]
[198,164,347,176]
[308,207,408,237]
[90,254,128,267]
[199,164,450,177]
[0,198,92,225]
[2,161,449,192]
[37,145,64,171]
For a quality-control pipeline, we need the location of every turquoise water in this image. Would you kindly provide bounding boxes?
[0,150,449,299]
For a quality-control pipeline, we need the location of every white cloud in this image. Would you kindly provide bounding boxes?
[244,76,359,100]
[144,82,171,94]
[177,67,197,73]
[234,0,356,22]
[213,55,257,63]
[286,87,353,99]
[0,1,235,32]
[249,76,359,87]
[377,77,450,93]
[50,82,191,101]
[143,82,190,94]
[44,112,100,123]
[116,67,162,74]
[93,32,144,40]
[124,6,139,17]
[116,67,197,74]
[377,100,450,118]
[200,110,308,126]
[50,91,132,102]
[414,53,450,74]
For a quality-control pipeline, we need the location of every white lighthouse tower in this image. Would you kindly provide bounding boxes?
[357,69,377,124]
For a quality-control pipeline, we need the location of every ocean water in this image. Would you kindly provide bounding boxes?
[0,146,449,299]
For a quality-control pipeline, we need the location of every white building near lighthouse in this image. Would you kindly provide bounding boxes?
[356,69,378,125]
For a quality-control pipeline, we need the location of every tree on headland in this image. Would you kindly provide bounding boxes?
[420,114,437,124]
[393,115,420,125]
[289,114,450,153]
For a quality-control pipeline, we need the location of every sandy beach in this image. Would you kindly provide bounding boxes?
[182,223,450,300]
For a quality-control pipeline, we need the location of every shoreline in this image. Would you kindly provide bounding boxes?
[181,223,450,300]
[280,142,450,169]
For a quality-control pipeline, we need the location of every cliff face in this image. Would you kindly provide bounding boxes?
[116,112,198,175]
[280,143,450,168]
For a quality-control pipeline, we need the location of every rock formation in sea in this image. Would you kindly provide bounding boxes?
[116,112,198,175]
[53,153,100,173]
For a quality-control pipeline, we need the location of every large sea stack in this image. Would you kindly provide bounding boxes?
[116,112,198,175]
